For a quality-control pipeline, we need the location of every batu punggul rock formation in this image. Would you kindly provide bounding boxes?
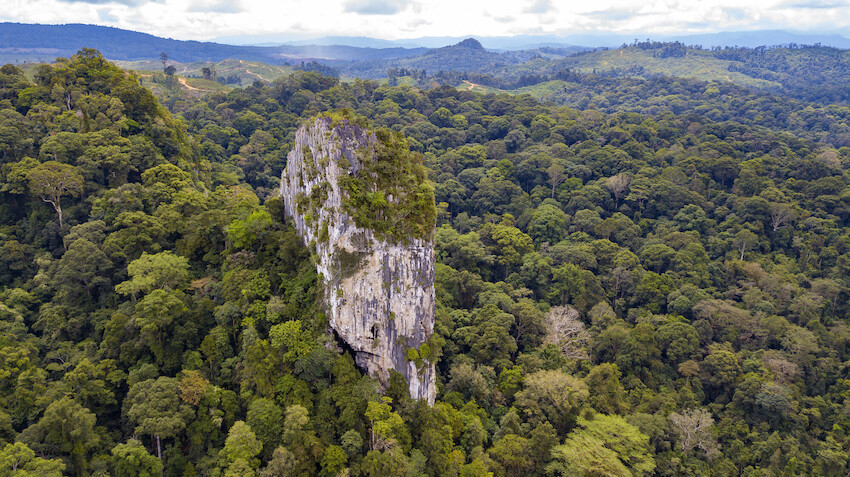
[279,113,437,403]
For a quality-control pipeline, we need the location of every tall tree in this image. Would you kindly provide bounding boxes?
[27,161,84,232]
[18,397,99,476]
[111,439,163,477]
[514,370,588,434]
[115,251,190,300]
[543,305,590,360]
[0,442,65,476]
[125,377,194,475]
[221,421,263,471]
[547,414,655,477]
[606,173,631,208]
[668,408,720,460]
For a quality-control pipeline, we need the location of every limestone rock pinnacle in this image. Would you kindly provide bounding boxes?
[279,113,437,404]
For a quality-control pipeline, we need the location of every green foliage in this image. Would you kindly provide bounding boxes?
[125,377,194,440]
[0,442,65,477]
[528,201,568,244]
[548,414,655,477]
[115,250,190,297]
[269,320,314,363]
[365,397,410,452]
[336,120,436,243]
[489,434,534,476]
[319,445,347,477]
[245,398,283,457]
[52,238,113,303]
[111,439,163,477]
[222,421,263,468]
[18,396,99,476]
[228,209,273,250]
[279,404,322,475]
[515,370,589,434]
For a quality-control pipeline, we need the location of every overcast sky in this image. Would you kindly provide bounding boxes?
[2,0,849,41]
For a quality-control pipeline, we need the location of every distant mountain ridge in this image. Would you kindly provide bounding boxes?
[3,23,847,70]
[0,23,272,62]
[0,23,568,82]
[0,23,427,64]
[339,37,559,80]
[214,30,850,50]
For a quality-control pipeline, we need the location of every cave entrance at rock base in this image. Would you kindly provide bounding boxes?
[329,327,370,376]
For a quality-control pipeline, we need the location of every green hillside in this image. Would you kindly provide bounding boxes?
[116,58,296,88]
[557,47,782,90]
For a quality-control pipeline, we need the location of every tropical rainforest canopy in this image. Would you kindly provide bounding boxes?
[1,47,850,476]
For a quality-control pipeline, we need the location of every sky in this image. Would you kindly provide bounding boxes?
[2,0,850,42]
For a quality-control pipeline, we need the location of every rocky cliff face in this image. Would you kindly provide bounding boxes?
[279,115,436,404]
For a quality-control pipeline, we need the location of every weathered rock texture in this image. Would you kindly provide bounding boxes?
[279,116,436,404]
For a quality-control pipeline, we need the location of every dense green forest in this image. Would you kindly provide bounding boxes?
[518,43,850,105]
[2,48,850,476]
[530,74,850,147]
[343,42,850,106]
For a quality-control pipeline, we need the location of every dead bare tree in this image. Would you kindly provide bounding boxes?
[544,305,590,360]
[605,173,631,208]
[769,203,796,232]
[669,408,720,460]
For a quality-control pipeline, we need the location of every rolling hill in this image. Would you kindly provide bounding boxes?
[0,23,427,65]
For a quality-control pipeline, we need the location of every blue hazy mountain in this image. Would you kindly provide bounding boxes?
[214,30,850,50]
[4,23,848,66]
[0,23,426,64]
[676,30,850,49]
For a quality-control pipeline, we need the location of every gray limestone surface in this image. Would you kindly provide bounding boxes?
[279,116,436,404]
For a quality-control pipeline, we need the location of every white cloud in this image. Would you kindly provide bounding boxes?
[187,0,244,13]
[57,0,162,5]
[524,0,554,15]
[1,0,849,41]
[343,0,418,15]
